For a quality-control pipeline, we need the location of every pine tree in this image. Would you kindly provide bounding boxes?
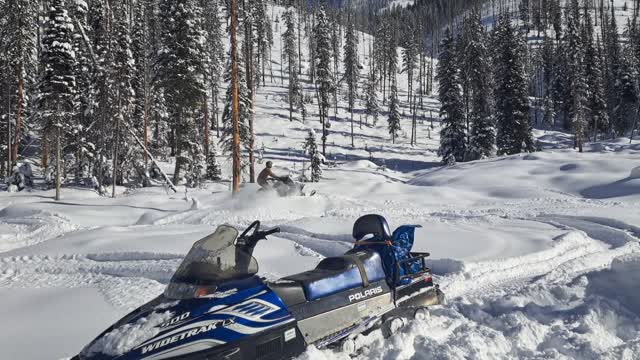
[387,82,401,144]
[131,1,148,154]
[303,129,321,182]
[314,8,334,156]
[343,17,360,147]
[39,0,77,199]
[364,59,381,126]
[111,2,139,184]
[401,20,417,104]
[220,49,252,154]
[202,0,225,137]
[310,151,322,182]
[492,15,534,155]
[541,34,555,128]
[252,0,271,87]
[583,10,609,141]
[465,11,495,161]
[615,53,638,136]
[604,8,622,135]
[70,0,95,182]
[542,95,555,129]
[564,0,587,151]
[155,0,207,185]
[206,142,222,181]
[282,8,304,122]
[437,29,466,163]
[4,0,38,167]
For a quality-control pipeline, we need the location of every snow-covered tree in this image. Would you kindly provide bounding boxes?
[563,0,587,152]
[206,142,222,181]
[303,129,321,182]
[387,82,401,144]
[155,0,207,185]
[582,11,608,141]
[492,15,534,156]
[202,0,224,137]
[401,20,417,104]
[437,29,466,163]
[3,0,38,167]
[282,8,304,122]
[464,10,495,161]
[364,59,381,126]
[343,17,360,147]
[220,49,252,154]
[314,8,334,156]
[39,0,77,199]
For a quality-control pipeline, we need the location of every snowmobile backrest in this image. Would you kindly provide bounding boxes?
[352,224,423,286]
[352,214,392,241]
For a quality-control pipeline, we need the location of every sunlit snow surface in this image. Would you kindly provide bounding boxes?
[2,2,640,359]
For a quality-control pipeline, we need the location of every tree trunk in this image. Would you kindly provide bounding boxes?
[42,133,49,169]
[12,68,24,164]
[231,0,241,194]
[212,85,220,138]
[143,88,149,165]
[351,110,354,147]
[289,59,293,121]
[55,126,61,201]
[172,111,182,185]
[631,113,638,144]
[6,97,11,177]
[297,7,302,75]
[204,96,209,160]
[243,0,255,183]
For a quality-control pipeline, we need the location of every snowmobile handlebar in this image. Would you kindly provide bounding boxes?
[263,227,281,237]
[237,222,281,253]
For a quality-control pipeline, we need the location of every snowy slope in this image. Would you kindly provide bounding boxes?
[1,3,640,360]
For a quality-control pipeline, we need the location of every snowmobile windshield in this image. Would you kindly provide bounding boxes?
[164,225,258,299]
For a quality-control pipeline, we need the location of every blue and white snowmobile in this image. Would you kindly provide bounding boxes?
[73,215,443,360]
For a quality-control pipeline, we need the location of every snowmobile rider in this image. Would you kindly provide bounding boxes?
[258,161,286,190]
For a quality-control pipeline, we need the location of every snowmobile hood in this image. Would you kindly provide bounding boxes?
[78,276,295,360]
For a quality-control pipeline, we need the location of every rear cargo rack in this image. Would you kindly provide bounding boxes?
[395,252,431,284]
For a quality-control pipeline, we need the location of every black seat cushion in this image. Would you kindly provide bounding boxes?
[269,280,307,306]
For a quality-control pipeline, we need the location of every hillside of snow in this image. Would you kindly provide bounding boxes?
[1,3,639,360]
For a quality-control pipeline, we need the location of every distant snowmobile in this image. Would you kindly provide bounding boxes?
[72,215,443,360]
[261,176,314,197]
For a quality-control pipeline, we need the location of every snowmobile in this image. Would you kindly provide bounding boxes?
[72,215,443,360]
[260,176,312,197]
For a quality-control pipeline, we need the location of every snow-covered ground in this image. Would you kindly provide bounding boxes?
[2,4,640,360]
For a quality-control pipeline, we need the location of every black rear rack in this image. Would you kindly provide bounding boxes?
[395,252,431,284]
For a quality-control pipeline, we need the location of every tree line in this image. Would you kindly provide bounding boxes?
[438,0,640,164]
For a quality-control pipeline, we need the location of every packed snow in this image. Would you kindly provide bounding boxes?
[1,3,640,360]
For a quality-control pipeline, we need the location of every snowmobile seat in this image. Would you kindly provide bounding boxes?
[269,280,307,306]
[352,214,392,241]
[282,251,386,301]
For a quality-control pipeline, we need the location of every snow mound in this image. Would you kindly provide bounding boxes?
[341,160,379,170]
[588,253,640,317]
[85,311,173,356]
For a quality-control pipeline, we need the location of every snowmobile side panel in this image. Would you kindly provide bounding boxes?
[291,281,395,344]
[139,323,306,360]
[287,280,391,320]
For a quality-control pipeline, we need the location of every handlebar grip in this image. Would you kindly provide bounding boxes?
[264,227,281,236]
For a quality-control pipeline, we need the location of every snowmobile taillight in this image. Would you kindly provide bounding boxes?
[424,276,432,283]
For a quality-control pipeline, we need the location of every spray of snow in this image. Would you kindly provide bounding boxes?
[85,311,173,356]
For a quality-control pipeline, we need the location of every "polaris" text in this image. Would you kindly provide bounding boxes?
[348,286,383,302]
